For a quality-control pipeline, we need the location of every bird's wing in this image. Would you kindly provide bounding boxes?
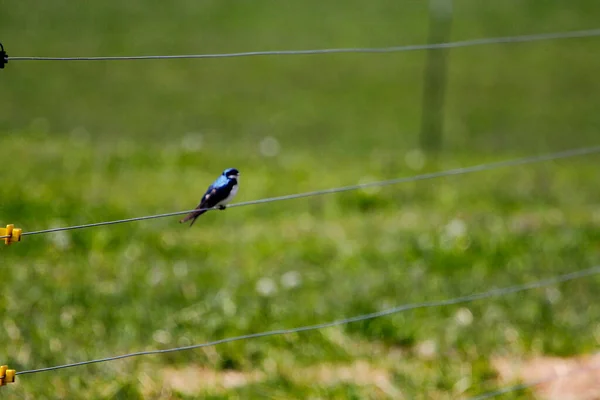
[204,176,232,204]
[197,187,218,210]
[192,175,232,210]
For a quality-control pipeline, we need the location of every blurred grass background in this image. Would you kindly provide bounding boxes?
[1,0,600,398]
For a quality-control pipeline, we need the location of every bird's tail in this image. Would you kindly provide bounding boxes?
[179,210,206,227]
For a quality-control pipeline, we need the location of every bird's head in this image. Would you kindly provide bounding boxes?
[223,168,240,180]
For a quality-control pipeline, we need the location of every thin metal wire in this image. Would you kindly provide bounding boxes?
[17,145,600,238]
[16,265,600,376]
[469,353,600,399]
[9,29,600,62]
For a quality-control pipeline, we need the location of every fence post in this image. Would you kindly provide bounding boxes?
[419,0,453,152]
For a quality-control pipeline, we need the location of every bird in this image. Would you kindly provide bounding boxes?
[179,168,240,227]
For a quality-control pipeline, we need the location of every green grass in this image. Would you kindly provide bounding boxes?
[1,0,600,398]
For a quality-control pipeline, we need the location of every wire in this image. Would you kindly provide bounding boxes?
[469,353,600,399]
[13,145,600,238]
[8,28,600,62]
[16,265,600,376]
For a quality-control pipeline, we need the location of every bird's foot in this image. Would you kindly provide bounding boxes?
[217,205,227,210]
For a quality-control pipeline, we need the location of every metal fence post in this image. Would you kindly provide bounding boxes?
[419,0,453,152]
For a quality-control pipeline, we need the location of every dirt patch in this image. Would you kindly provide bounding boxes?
[161,366,265,396]
[160,360,403,398]
[291,360,404,398]
[493,353,600,400]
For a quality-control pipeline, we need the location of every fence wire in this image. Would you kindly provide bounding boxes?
[7,28,600,62]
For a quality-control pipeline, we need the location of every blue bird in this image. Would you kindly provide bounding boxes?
[180,168,240,227]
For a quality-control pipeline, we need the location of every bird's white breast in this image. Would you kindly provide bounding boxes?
[219,183,239,206]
